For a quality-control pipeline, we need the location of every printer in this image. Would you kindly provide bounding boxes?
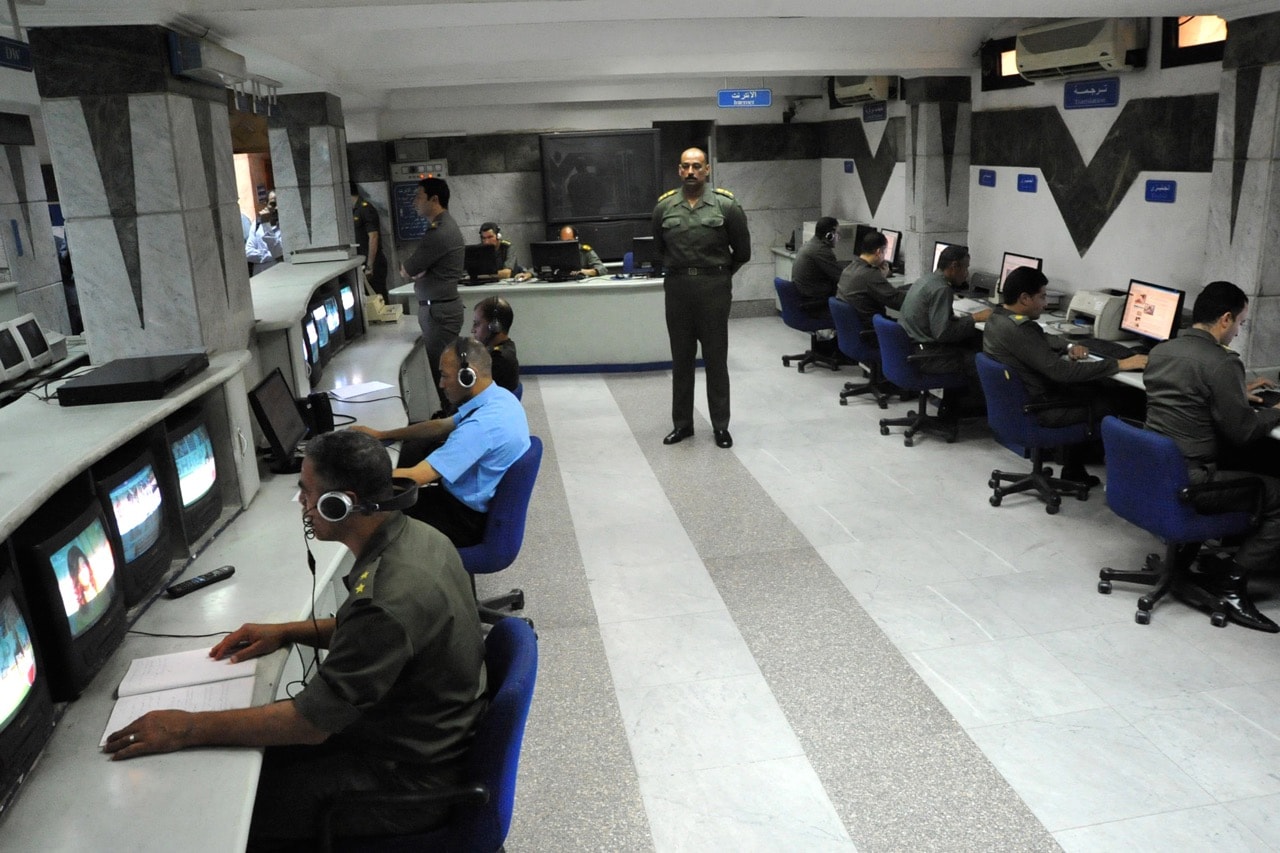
[1066,290,1127,340]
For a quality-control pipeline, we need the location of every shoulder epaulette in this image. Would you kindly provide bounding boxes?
[500,239,511,247]
[349,560,380,605]
[658,188,677,201]
[360,201,371,208]
[713,187,735,199]
[582,243,592,251]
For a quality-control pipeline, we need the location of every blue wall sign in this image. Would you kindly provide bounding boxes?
[0,36,32,72]
[392,182,429,242]
[717,89,771,108]
[844,161,854,174]
[1145,179,1177,203]
[1017,174,1038,193]
[862,101,887,122]
[978,169,996,187]
[1064,77,1119,110]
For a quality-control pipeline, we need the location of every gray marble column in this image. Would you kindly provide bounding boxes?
[269,93,354,263]
[0,113,68,331]
[1206,11,1280,368]
[904,78,971,280]
[28,26,253,364]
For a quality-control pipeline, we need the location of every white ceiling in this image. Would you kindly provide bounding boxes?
[7,1,1279,132]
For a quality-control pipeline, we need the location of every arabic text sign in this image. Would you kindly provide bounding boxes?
[1017,174,1038,193]
[862,101,887,122]
[1145,180,1177,203]
[718,89,772,108]
[0,36,31,72]
[978,169,996,188]
[1064,77,1119,110]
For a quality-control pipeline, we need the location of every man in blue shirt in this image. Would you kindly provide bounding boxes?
[352,337,530,546]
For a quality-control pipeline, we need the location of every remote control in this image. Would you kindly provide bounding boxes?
[166,565,235,598]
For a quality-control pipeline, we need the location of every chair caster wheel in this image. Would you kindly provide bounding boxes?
[1040,466,1053,477]
[878,399,888,410]
[989,495,1002,507]
[781,357,791,367]
[1135,610,1151,625]
[1077,490,1089,501]
[880,425,890,436]
[1098,580,1112,594]
[797,364,807,373]
[510,590,526,611]
[1210,612,1228,628]
[1145,553,1160,571]
[1046,502,1060,515]
[903,437,914,447]
[839,397,848,406]
[988,477,999,489]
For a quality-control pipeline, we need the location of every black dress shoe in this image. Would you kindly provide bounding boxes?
[1060,466,1102,488]
[1187,561,1280,633]
[714,429,733,449]
[663,426,694,445]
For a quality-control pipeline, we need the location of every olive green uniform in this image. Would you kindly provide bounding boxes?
[578,243,607,276]
[652,185,751,431]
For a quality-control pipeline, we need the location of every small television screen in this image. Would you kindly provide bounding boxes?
[0,325,29,382]
[340,285,357,322]
[48,515,117,639]
[1121,279,1185,343]
[932,241,956,272]
[172,423,217,509]
[0,549,55,819]
[10,314,51,371]
[248,368,309,474]
[0,595,37,732]
[529,240,582,281]
[163,409,223,545]
[109,463,163,564]
[880,228,902,269]
[463,244,500,281]
[94,446,174,607]
[631,236,657,273]
[323,296,341,334]
[311,306,330,350]
[998,252,1042,294]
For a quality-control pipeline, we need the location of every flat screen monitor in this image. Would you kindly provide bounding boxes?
[463,243,500,281]
[248,368,309,474]
[311,305,330,351]
[93,445,174,606]
[932,241,957,273]
[10,314,51,371]
[15,500,127,700]
[997,252,1042,295]
[164,407,223,545]
[880,228,902,269]
[1121,279,1185,343]
[0,324,29,382]
[0,546,56,818]
[631,236,657,273]
[529,240,582,281]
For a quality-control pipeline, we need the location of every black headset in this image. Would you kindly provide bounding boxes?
[481,300,503,336]
[456,337,476,388]
[316,476,420,523]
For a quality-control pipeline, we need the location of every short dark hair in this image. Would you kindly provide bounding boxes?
[1001,266,1049,305]
[477,296,514,333]
[349,182,359,197]
[815,216,839,240]
[419,177,450,208]
[447,336,493,378]
[938,244,970,272]
[306,431,392,503]
[479,221,500,236]
[1192,280,1248,325]
[860,230,887,255]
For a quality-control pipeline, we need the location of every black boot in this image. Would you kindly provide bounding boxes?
[1199,559,1280,633]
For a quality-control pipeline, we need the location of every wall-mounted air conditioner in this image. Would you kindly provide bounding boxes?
[1015,18,1148,81]
[168,31,247,86]
[829,76,895,106]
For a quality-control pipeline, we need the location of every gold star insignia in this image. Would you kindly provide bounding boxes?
[354,583,365,594]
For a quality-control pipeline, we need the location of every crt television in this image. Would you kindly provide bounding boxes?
[0,544,55,819]
[1120,279,1185,344]
[323,295,343,347]
[529,240,582,281]
[92,443,175,606]
[338,283,364,343]
[161,407,223,546]
[0,323,30,382]
[10,314,51,371]
[248,368,310,474]
[14,499,128,701]
[997,252,1042,296]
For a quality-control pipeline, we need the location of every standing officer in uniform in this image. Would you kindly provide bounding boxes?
[402,177,465,399]
[351,183,389,297]
[652,147,751,449]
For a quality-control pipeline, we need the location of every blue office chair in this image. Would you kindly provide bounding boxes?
[458,436,542,625]
[1097,416,1262,626]
[872,314,967,446]
[975,353,1092,514]
[774,277,839,372]
[622,251,634,274]
[513,381,524,402]
[828,297,890,408]
[320,616,539,853]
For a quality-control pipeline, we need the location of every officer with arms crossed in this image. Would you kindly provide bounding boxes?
[402,177,465,400]
[103,431,488,847]
[1144,280,1280,631]
[653,146,751,449]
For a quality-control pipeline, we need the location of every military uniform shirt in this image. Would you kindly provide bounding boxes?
[983,305,1118,401]
[489,338,520,392]
[496,241,523,276]
[651,187,751,272]
[403,210,464,302]
[353,200,381,260]
[578,244,607,276]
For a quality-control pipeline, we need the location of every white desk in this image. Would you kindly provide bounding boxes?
[391,276,673,371]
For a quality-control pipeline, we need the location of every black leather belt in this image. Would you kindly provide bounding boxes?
[668,265,729,276]
[418,297,459,306]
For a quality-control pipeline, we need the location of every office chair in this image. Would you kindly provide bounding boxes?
[872,314,967,446]
[513,381,524,402]
[828,297,890,408]
[458,436,543,625]
[774,277,839,372]
[975,353,1092,514]
[319,616,539,853]
[1096,416,1262,626]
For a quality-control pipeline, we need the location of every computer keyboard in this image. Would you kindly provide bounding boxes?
[1253,388,1280,409]
[1075,337,1149,360]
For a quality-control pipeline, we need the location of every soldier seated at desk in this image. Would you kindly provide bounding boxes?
[479,222,531,281]
[558,225,608,277]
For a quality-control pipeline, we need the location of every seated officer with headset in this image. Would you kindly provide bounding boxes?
[479,221,531,281]
[558,225,608,277]
[352,337,530,547]
[103,430,488,847]
[472,296,519,393]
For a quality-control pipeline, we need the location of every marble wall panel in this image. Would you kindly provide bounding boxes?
[735,261,780,303]
[1258,161,1280,298]
[14,281,70,334]
[0,113,35,147]
[69,216,140,360]
[444,172,544,236]
[208,105,238,207]
[183,207,243,354]
[268,127,299,189]
[1244,294,1280,368]
[716,124,820,163]
[40,99,112,220]
[275,184,304,256]
[1205,158,1269,294]
[131,94,182,215]
[714,160,819,212]
[911,155,969,233]
[1224,11,1280,69]
[912,102,972,159]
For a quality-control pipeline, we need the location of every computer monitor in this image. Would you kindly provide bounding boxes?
[463,243,500,281]
[323,295,342,335]
[337,283,363,342]
[529,240,581,281]
[997,252,1043,296]
[311,304,330,353]
[1120,279,1185,344]
[880,228,902,270]
[932,241,957,273]
[631,236,658,274]
[92,444,174,607]
[10,314,51,371]
[0,544,56,816]
[0,323,30,382]
[248,368,310,474]
[161,407,223,546]
[14,498,127,701]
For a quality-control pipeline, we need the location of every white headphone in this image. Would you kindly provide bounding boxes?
[316,477,419,522]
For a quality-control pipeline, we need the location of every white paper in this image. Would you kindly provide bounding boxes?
[116,647,257,698]
[100,676,256,746]
[328,381,393,401]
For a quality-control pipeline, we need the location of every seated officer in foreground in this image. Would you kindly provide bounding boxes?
[353,337,530,547]
[472,296,519,393]
[558,225,608,277]
[104,431,487,848]
[1145,280,1280,631]
[984,266,1148,482]
[479,222,531,281]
